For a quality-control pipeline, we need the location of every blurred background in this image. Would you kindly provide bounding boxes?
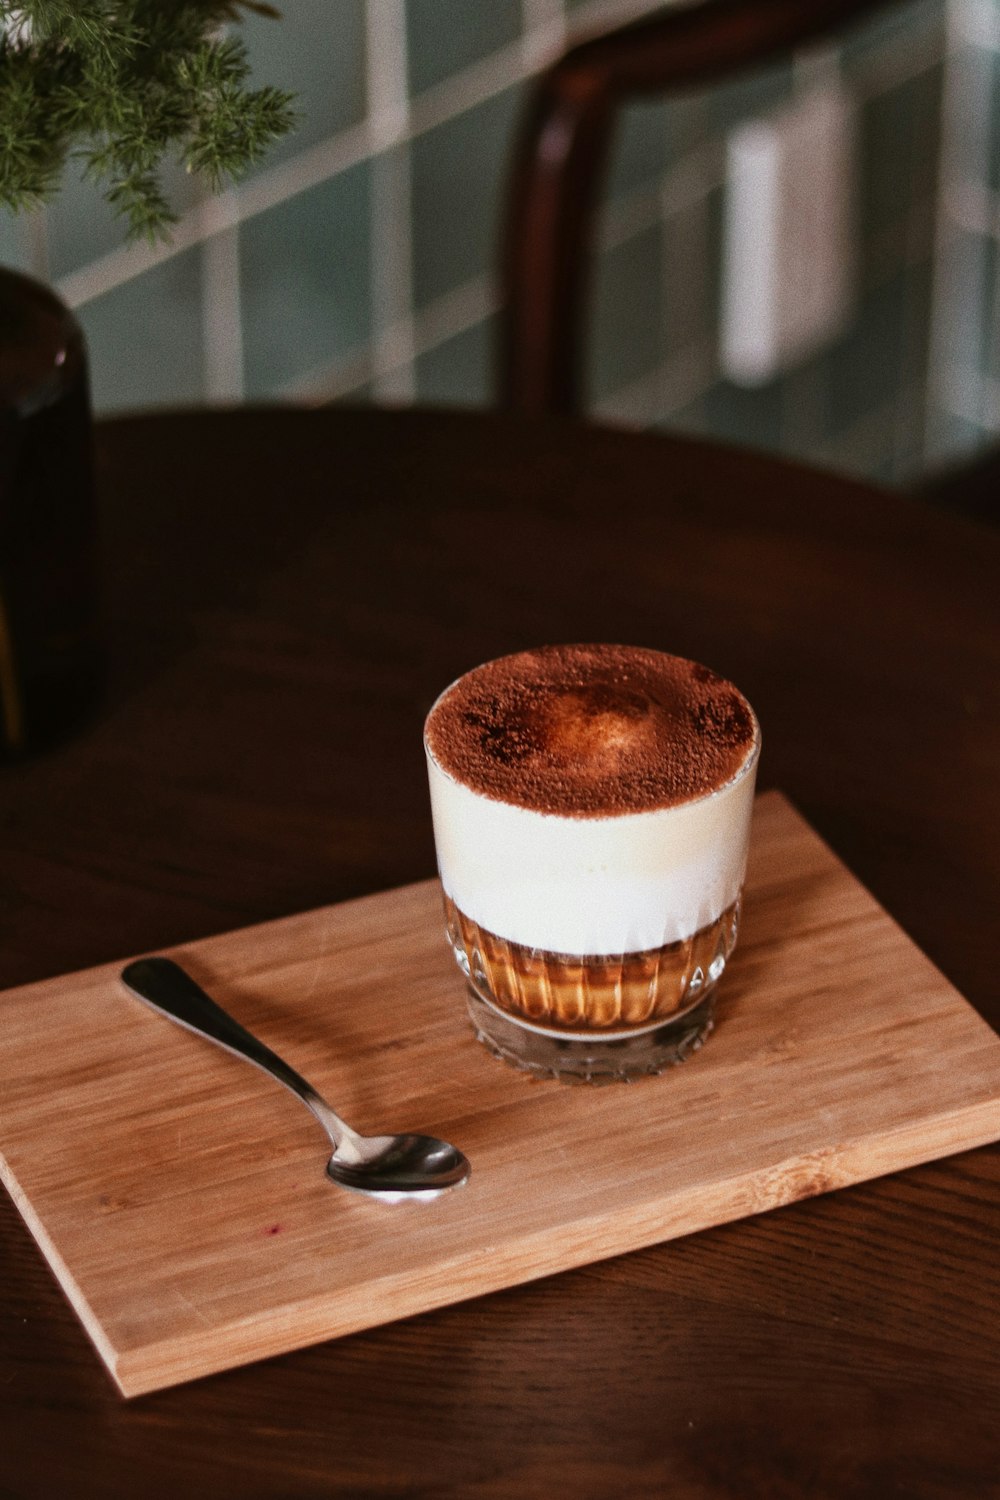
[1,0,997,487]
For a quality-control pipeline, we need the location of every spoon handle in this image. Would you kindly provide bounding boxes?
[121,957,352,1150]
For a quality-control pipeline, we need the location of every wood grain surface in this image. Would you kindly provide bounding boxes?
[2,793,998,1397]
[1,408,999,1497]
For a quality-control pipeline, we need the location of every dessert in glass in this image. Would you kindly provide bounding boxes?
[424,644,760,1082]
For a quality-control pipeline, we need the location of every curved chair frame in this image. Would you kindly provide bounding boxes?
[498,0,900,416]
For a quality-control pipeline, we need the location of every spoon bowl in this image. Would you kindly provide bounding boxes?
[325,1133,471,1200]
[121,957,470,1202]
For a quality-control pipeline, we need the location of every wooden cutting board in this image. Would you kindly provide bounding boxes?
[3,792,1000,1397]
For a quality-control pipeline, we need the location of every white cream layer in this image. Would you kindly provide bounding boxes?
[426,742,759,955]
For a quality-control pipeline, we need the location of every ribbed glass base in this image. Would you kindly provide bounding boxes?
[445,893,739,1032]
[466,982,716,1083]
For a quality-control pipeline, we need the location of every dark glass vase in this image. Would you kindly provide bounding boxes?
[0,266,102,757]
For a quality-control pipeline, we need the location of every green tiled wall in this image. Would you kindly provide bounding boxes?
[3,0,996,483]
[415,316,498,406]
[81,249,207,411]
[591,223,666,404]
[410,84,522,311]
[405,0,522,95]
[0,211,28,273]
[240,161,372,395]
[241,0,367,173]
[46,162,132,280]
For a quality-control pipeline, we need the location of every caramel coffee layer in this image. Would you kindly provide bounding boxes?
[425,644,756,817]
[445,894,740,1033]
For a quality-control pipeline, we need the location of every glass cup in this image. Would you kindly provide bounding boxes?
[424,647,761,1083]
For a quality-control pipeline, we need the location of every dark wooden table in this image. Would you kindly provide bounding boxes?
[2,407,998,1498]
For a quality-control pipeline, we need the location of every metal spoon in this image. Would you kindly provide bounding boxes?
[120,957,470,1201]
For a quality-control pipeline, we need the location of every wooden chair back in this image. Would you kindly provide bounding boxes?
[498,0,901,416]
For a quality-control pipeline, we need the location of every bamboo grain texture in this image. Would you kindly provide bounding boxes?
[1,791,999,1398]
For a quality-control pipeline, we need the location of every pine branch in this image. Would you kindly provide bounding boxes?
[0,1,297,241]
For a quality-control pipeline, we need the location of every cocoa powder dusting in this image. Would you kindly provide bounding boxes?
[425,644,758,817]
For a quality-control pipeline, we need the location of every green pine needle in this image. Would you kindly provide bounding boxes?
[0,1,297,241]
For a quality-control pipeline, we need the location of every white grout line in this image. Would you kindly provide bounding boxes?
[366,0,416,401]
[924,0,964,455]
[981,234,1000,429]
[364,0,411,139]
[23,208,50,283]
[199,190,245,402]
[772,60,846,454]
[370,147,417,400]
[923,0,994,457]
